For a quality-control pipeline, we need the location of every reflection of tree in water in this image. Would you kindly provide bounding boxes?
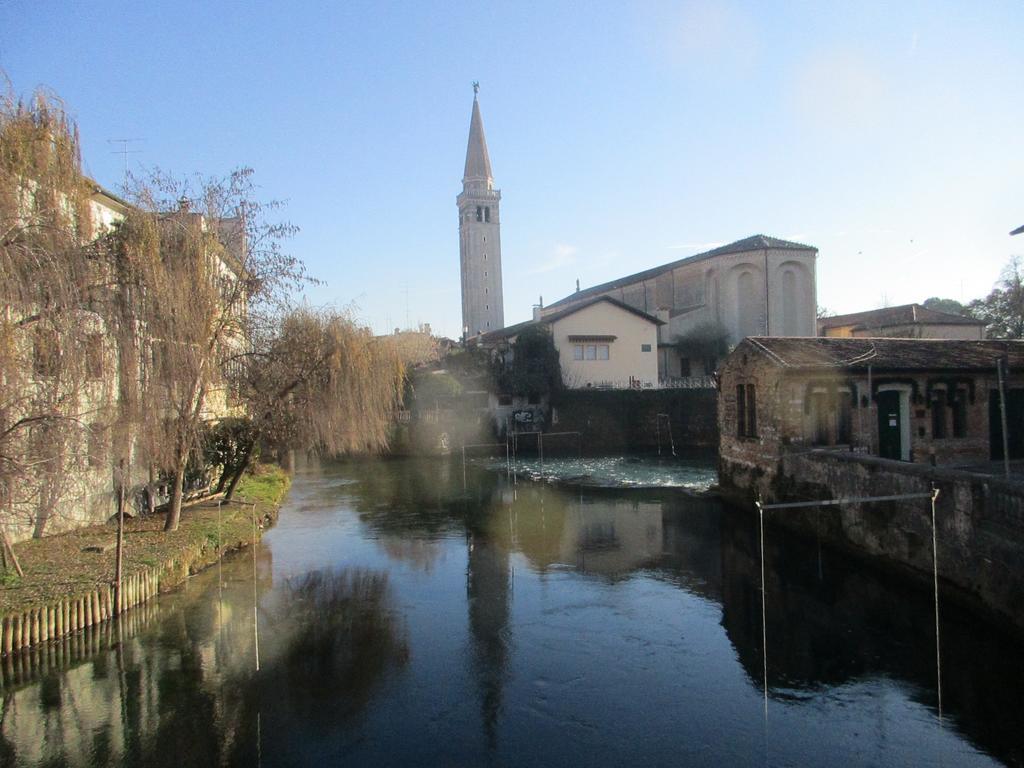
[256,568,409,723]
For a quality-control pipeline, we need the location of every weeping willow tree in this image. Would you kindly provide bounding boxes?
[107,168,304,531]
[0,86,116,544]
[218,307,407,498]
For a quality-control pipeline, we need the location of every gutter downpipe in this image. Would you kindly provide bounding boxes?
[997,355,1011,479]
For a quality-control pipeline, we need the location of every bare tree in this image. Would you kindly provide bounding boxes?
[110,168,305,531]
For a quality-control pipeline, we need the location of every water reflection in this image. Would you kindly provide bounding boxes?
[0,458,1021,767]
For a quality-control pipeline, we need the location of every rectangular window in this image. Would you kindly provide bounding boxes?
[952,389,968,438]
[85,333,104,380]
[736,385,747,438]
[641,344,652,352]
[736,383,757,438]
[837,390,853,444]
[476,206,482,222]
[585,345,597,360]
[498,394,512,406]
[680,357,692,377]
[597,345,609,360]
[33,328,59,378]
[746,383,758,438]
[573,345,584,360]
[931,392,947,439]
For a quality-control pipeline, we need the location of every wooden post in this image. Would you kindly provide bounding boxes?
[114,460,126,616]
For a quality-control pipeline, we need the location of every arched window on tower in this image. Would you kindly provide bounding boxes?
[485,207,491,222]
[476,206,483,222]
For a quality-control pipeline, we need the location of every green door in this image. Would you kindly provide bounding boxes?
[877,390,902,460]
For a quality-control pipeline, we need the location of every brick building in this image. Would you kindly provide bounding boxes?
[718,338,1024,488]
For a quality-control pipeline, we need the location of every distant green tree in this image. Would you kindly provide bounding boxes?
[968,256,1024,338]
[922,297,969,316]
[674,321,730,363]
[493,325,562,397]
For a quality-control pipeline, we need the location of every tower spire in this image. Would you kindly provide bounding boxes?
[457,87,504,337]
[463,85,493,186]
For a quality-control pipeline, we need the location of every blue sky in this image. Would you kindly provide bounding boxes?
[3,1,1022,337]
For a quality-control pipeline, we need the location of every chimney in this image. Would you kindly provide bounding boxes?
[576,278,580,293]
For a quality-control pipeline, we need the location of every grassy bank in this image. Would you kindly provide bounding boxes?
[0,465,290,650]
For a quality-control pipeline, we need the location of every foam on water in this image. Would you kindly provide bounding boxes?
[483,454,718,490]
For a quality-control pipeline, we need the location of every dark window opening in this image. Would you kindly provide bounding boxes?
[736,385,747,438]
[498,394,513,406]
[85,333,104,380]
[952,389,968,438]
[484,206,491,222]
[837,390,853,444]
[746,383,758,438]
[476,206,483,222]
[33,328,59,378]
[931,391,947,439]
[641,343,652,352]
[679,356,692,377]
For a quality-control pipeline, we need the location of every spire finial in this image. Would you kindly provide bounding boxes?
[472,81,480,97]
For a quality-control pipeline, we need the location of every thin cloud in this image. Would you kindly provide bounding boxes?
[529,243,579,274]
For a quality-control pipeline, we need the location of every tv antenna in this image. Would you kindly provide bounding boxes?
[107,138,144,187]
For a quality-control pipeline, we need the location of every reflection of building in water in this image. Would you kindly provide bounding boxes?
[0,547,272,766]
[466,519,512,750]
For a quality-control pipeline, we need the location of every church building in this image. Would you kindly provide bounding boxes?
[457,86,504,338]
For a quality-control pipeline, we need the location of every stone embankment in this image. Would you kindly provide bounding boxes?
[721,449,1024,631]
[0,467,290,657]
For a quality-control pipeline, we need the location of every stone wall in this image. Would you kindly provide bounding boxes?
[550,388,718,454]
[720,448,1024,630]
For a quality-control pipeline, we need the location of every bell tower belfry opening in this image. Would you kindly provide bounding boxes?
[457,83,504,338]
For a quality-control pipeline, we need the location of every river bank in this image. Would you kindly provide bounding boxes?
[0,465,290,655]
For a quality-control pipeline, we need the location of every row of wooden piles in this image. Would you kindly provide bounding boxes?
[0,567,161,657]
[0,601,159,689]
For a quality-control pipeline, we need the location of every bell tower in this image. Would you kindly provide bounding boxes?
[457,83,504,337]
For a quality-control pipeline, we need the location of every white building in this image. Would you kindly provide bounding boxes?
[478,296,663,390]
[541,235,818,381]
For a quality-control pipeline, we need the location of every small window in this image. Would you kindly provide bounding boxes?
[85,333,104,380]
[573,345,584,360]
[485,287,488,294]
[736,385,747,438]
[476,206,482,222]
[597,345,609,360]
[680,357,692,377]
[736,383,757,438]
[484,271,488,277]
[931,391,947,439]
[498,394,512,406]
[485,304,489,310]
[641,344,652,352]
[33,328,59,378]
[483,236,487,243]
[484,207,490,222]
[837,390,853,444]
[952,389,968,438]
[585,345,597,360]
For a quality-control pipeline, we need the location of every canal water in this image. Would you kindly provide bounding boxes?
[1,457,1023,767]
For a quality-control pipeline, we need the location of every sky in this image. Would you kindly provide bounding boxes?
[2,1,1022,338]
